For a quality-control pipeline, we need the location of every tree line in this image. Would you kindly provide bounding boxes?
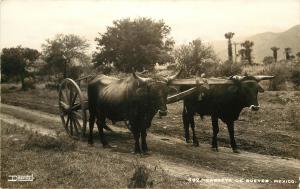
[1,17,299,90]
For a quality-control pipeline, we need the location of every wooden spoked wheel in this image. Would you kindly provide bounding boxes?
[58,78,87,139]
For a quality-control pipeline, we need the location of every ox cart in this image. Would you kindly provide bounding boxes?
[57,74,249,139]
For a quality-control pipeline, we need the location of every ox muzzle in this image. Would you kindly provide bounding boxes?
[249,105,260,111]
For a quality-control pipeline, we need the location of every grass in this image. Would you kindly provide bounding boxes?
[23,133,76,152]
[128,164,153,188]
[287,103,300,131]
[0,121,195,188]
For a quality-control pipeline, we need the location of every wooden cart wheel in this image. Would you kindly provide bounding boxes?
[58,78,87,139]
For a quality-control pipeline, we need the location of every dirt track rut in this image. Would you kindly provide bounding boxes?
[1,103,299,189]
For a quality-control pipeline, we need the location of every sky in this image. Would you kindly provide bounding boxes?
[1,0,299,52]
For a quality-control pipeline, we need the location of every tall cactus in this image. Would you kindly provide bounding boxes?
[225,32,235,63]
[284,47,292,60]
[270,46,280,62]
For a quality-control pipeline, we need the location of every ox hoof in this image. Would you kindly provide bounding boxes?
[185,139,191,143]
[103,143,111,148]
[193,141,199,147]
[142,151,151,156]
[131,151,141,155]
[134,148,141,154]
[211,147,219,152]
[233,149,240,153]
[88,140,94,146]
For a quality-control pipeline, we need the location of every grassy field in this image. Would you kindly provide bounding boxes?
[1,121,195,188]
[1,104,299,189]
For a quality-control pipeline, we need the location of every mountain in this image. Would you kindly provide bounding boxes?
[211,25,300,62]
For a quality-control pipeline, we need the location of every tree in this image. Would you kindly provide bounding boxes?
[93,17,174,72]
[241,40,254,64]
[1,46,39,89]
[263,56,275,65]
[296,52,300,60]
[238,48,246,62]
[224,32,235,62]
[284,47,292,60]
[174,39,219,76]
[42,34,90,79]
[270,46,280,62]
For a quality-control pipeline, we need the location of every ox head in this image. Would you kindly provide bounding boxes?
[229,75,274,111]
[133,69,182,117]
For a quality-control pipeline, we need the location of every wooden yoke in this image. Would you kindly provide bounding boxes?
[166,77,233,104]
[166,75,274,104]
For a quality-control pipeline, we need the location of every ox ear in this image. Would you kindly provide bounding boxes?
[136,87,148,97]
[228,85,238,93]
[165,68,183,83]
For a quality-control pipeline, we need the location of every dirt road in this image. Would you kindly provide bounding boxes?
[1,103,299,188]
[2,89,300,159]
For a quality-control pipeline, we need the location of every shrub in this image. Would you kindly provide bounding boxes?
[194,60,219,77]
[288,103,300,130]
[175,39,219,77]
[1,74,9,82]
[1,87,10,93]
[263,56,275,65]
[264,64,290,90]
[45,83,59,90]
[128,165,153,188]
[290,64,300,87]
[68,66,82,80]
[96,64,113,75]
[23,133,76,151]
[216,62,243,77]
[23,77,36,90]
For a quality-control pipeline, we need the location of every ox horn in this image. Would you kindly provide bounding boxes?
[132,72,152,82]
[254,75,275,81]
[165,68,183,82]
[137,69,148,75]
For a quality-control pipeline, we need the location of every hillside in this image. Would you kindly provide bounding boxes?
[211,25,300,62]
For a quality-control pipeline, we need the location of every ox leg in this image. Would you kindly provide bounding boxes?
[88,114,95,145]
[211,116,219,151]
[190,115,199,146]
[141,127,148,153]
[96,117,110,147]
[182,109,190,143]
[132,124,141,153]
[227,122,239,153]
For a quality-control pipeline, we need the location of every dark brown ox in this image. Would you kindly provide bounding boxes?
[87,71,183,153]
[181,75,274,153]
